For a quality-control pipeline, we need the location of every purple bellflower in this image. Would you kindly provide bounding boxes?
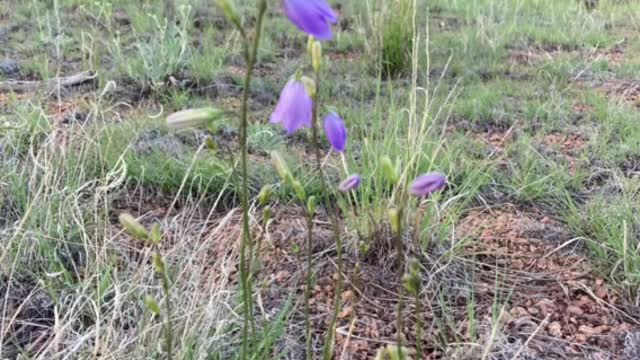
[339,174,361,192]
[270,79,313,134]
[283,0,338,41]
[410,173,447,197]
[323,112,347,152]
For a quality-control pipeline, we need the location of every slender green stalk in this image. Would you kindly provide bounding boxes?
[415,290,423,360]
[308,72,344,360]
[236,1,267,358]
[304,212,314,360]
[157,247,174,360]
[394,207,404,360]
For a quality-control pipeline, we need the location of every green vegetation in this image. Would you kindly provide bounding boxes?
[1,0,640,359]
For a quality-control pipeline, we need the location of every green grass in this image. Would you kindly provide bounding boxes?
[2,0,640,358]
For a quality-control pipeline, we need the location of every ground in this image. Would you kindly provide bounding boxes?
[2,0,640,359]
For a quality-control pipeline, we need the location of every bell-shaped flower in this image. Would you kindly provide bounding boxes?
[338,174,361,192]
[409,173,447,197]
[270,79,313,134]
[283,0,338,40]
[323,112,347,152]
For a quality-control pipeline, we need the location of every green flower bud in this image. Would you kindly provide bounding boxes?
[292,180,306,201]
[307,36,315,56]
[300,76,317,98]
[166,107,223,130]
[388,207,402,235]
[262,206,272,225]
[270,151,291,182]
[311,41,322,72]
[380,156,398,185]
[307,196,316,216]
[150,224,161,244]
[144,295,161,315]
[153,253,165,274]
[258,185,273,207]
[119,213,148,240]
[374,345,409,360]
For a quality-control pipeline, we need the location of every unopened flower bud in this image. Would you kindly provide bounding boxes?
[119,213,148,240]
[292,180,306,201]
[153,253,165,274]
[270,151,291,182]
[380,156,398,185]
[262,206,272,225]
[300,75,316,98]
[307,36,315,56]
[307,196,316,216]
[388,207,402,235]
[312,41,322,72]
[166,107,223,130]
[150,224,161,244]
[258,185,273,207]
[144,295,161,315]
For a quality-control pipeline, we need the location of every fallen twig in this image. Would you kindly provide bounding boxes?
[0,70,96,93]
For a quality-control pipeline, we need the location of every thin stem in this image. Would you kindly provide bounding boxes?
[415,291,423,360]
[309,73,344,360]
[304,212,314,360]
[238,2,267,358]
[395,207,404,360]
[157,247,173,360]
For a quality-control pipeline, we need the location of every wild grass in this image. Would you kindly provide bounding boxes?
[2,0,640,358]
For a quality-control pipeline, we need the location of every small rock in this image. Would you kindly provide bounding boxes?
[579,324,608,335]
[274,270,289,284]
[510,306,529,318]
[548,321,563,337]
[339,306,353,319]
[0,59,19,75]
[575,334,588,344]
[341,290,355,302]
[567,306,584,316]
[595,287,608,299]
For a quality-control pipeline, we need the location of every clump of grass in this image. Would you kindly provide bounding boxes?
[365,0,414,78]
[381,0,414,77]
[109,6,192,91]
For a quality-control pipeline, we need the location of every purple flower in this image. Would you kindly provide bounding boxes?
[323,112,347,152]
[283,0,338,41]
[270,80,313,134]
[410,173,447,197]
[339,174,361,192]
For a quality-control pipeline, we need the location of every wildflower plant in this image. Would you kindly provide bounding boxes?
[161,0,448,358]
[119,214,174,360]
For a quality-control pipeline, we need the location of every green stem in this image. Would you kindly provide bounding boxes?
[238,2,267,358]
[395,207,404,360]
[157,247,173,360]
[304,212,314,360]
[309,72,344,360]
[415,290,422,360]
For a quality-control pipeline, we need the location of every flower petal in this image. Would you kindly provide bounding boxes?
[323,112,347,152]
[409,173,447,197]
[283,0,338,40]
[270,80,313,134]
[339,174,361,192]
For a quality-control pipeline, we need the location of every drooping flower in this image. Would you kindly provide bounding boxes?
[409,172,447,197]
[270,80,313,134]
[166,107,222,129]
[323,112,347,152]
[283,0,338,41]
[339,174,361,192]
